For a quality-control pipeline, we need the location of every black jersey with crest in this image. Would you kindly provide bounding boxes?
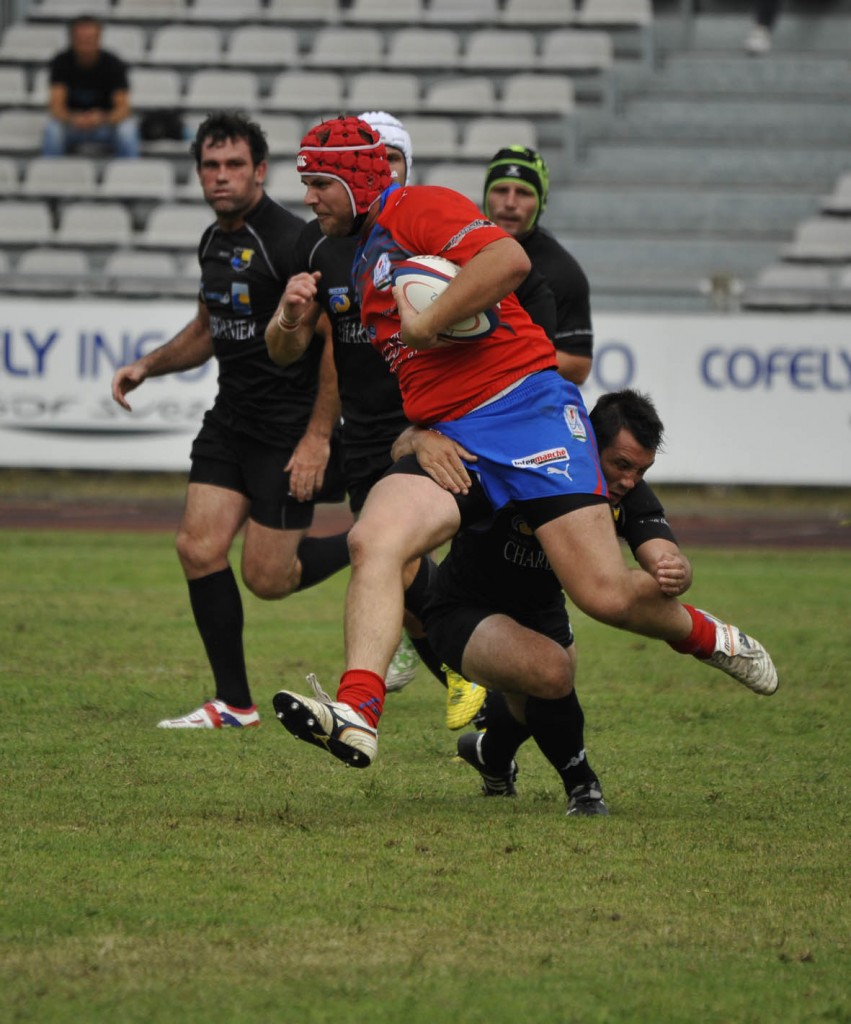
[293,218,408,457]
[197,194,322,443]
[428,480,677,625]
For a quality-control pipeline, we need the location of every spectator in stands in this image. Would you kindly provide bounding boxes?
[42,14,139,158]
[745,1,782,55]
[483,146,593,385]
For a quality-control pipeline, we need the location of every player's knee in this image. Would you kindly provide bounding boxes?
[535,648,575,699]
[348,517,413,569]
[242,561,298,600]
[175,528,224,576]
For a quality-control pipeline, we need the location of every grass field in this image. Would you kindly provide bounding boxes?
[1,529,848,1023]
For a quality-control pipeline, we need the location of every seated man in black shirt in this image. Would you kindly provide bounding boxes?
[42,14,139,158]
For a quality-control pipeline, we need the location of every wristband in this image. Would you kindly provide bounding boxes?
[276,308,303,331]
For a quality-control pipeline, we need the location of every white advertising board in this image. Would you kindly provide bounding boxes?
[1,298,849,484]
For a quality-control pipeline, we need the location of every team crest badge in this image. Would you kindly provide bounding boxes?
[230,248,254,272]
[563,404,587,441]
[231,282,252,316]
[329,287,351,314]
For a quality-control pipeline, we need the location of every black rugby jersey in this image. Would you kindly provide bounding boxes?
[522,226,593,361]
[429,480,676,624]
[293,219,408,456]
[197,195,323,442]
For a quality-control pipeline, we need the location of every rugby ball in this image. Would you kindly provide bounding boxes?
[392,254,500,342]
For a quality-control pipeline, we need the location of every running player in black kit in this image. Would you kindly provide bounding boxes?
[111,111,350,729]
[407,390,692,816]
[483,145,594,386]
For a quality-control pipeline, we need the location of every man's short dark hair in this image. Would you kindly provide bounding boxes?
[191,111,268,169]
[590,389,665,453]
[69,14,102,36]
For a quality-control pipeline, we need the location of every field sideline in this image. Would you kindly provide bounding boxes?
[0,523,849,1023]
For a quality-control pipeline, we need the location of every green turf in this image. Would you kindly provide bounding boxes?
[0,532,848,1023]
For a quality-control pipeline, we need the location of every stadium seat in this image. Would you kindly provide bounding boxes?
[820,173,851,216]
[462,30,538,72]
[101,24,147,64]
[99,249,183,297]
[137,202,212,249]
[21,156,98,198]
[0,67,30,106]
[265,71,344,114]
[501,0,573,26]
[344,0,423,24]
[182,70,260,112]
[500,74,576,116]
[223,27,300,68]
[264,0,341,23]
[260,114,305,159]
[303,28,384,69]
[1,200,54,244]
[130,68,183,110]
[189,0,264,20]
[10,246,91,292]
[146,26,222,67]
[458,116,538,160]
[397,116,457,159]
[347,73,422,116]
[55,201,134,247]
[424,0,499,24]
[29,0,111,16]
[829,267,851,309]
[0,155,20,195]
[100,158,177,201]
[0,110,46,154]
[782,218,851,262]
[422,77,496,115]
[539,29,615,72]
[741,263,834,311]
[423,162,484,203]
[112,0,189,20]
[386,29,460,69]
[265,162,308,205]
[27,69,51,108]
[576,0,653,27]
[0,24,66,64]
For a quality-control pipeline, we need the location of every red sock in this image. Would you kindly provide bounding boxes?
[669,605,717,658]
[336,669,386,728]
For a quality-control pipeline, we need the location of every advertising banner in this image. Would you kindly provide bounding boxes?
[1,298,849,484]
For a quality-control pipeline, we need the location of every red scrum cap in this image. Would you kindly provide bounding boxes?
[296,116,393,217]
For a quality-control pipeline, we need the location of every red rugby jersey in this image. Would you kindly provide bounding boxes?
[354,185,557,424]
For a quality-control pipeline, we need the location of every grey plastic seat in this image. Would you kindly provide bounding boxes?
[782,218,851,262]
[742,263,834,310]
[29,0,111,16]
[112,0,189,20]
[500,74,576,116]
[386,29,459,69]
[21,156,98,199]
[224,27,300,67]
[55,202,134,247]
[100,249,182,296]
[0,110,45,153]
[458,117,538,160]
[347,73,421,115]
[501,0,574,25]
[344,0,423,23]
[137,202,212,249]
[189,0,264,20]
[422,77,496,114]
[11,247,91,292]
[539,29,614,72]
[423,162,485,204]
[398,116,457,159]
[101,24,147,64]
[130,68,183,110]
[820,173,851,216]
[0,24,66,63]
[0,67,29,106]
[183,70,260,112]
[462,30,537,72]
[266,162,309,205]
[266,71,344,113]
[1,200,54,244]
[101,158,176,201]
[424,0,499,23]
[146,26,222,67]
[261,115,305,158]
[264,0,340,22]
[303,28,383,69]
[0,155,20,195]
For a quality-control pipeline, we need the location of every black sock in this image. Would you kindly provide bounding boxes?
[187,567,252,708]
[479,691,532,771]
[409,634,447,686]
[526,690,597,794]
[295,531,350,591]
[402,554,437,620]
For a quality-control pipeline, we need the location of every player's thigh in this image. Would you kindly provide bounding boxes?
[350,471,461,563]
[534,502,640,622]
[462,613,575,698]
[177,482,250,571]
[241,518,306,591]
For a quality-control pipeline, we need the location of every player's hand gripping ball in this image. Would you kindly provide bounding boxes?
[393,255,500,342]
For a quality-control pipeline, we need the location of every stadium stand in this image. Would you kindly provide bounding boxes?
[0,0,848,313]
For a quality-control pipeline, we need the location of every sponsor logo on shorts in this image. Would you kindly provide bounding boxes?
[230,248,254,272]
[512,447,569,469]
[563,404,587,441]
